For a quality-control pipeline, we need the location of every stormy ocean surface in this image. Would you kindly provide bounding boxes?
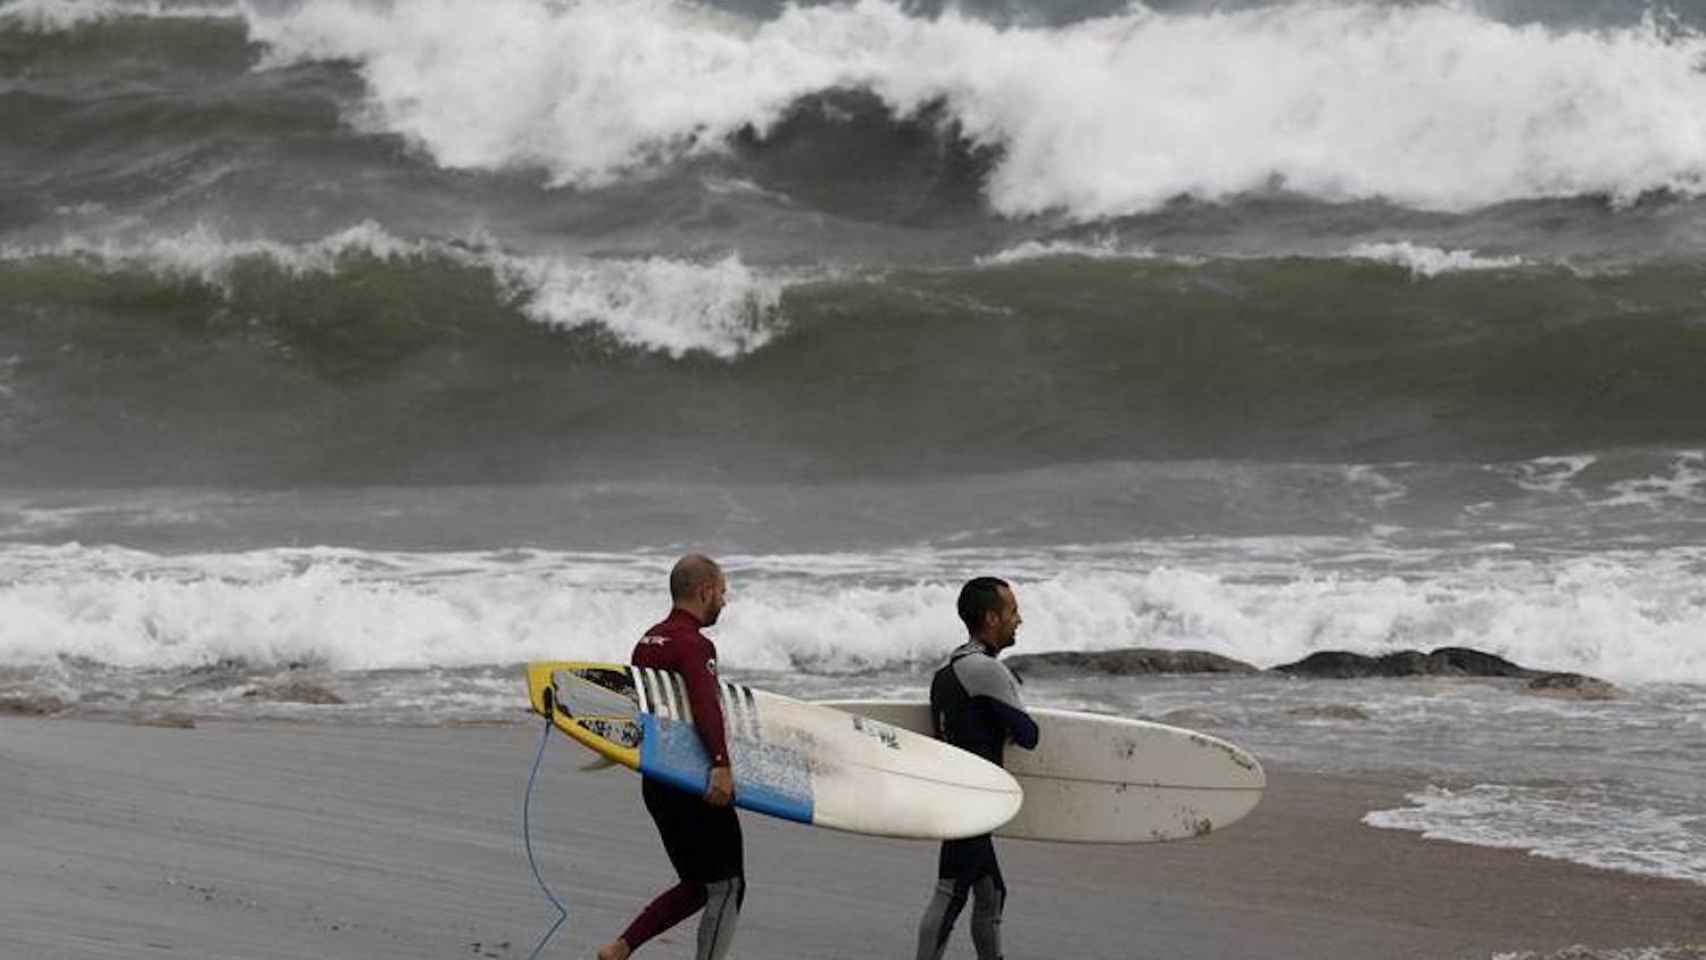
[4,0,1706,918]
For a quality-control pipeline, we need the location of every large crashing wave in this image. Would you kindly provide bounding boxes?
[233,0,1706,219]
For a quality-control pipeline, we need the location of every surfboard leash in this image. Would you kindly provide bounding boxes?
[523,710,568,960]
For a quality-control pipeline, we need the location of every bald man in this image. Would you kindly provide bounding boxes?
[598,554,743,960]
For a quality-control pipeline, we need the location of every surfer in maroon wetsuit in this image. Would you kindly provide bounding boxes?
[598,554,743,960]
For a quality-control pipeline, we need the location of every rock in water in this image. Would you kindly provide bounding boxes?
[1005,648,1260,677]
[1525,673,1620,701]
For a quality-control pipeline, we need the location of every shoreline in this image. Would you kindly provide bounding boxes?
[3,715,1702,960]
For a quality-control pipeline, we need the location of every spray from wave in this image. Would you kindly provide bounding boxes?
[237,0,1706,218]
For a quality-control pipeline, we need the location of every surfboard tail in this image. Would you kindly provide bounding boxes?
[525,661,644,771]
[524,661,566,717]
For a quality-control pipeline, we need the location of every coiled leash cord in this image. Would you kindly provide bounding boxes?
[523,711,568,959]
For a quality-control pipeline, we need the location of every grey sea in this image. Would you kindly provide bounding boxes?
[3,2,1706,956]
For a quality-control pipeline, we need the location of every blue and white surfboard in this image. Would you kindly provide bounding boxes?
[526,661,1020,840]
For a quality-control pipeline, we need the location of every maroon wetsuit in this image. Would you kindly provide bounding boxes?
[619,608,744,952]
[631,608,731,766]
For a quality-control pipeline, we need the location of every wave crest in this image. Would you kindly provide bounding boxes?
[2,223,787,358]
[242,0,1706,219]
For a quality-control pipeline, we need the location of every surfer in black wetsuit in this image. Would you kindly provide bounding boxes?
[598,554,744,960]
[915,576,1039,960]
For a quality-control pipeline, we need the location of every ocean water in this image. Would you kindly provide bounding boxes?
[3,0,1705,909]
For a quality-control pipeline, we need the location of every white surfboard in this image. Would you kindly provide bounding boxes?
[526,663,1021,840]
[820,700,1265,844]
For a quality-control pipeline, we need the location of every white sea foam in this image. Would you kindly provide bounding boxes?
[1366,783,1706,885]
[976,234,1142,265]
[491,248,783,357]
[1348,242,1526,277]
[984,239,1519,272]
[0,224,787,358]
[1598,451,1706,508]
[0,0,237,30]
[235,0,1706,220]
[1507,455,1599,495]
[3,540,1705,683]
[1493,949,1706,960]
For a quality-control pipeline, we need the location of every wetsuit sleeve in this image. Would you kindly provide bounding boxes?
[955,655,1040,750]
[991,700,1039,750]
[676,636,732,768]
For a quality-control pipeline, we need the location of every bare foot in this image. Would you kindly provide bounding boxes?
[596,939,631,960]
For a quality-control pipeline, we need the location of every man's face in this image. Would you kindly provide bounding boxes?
[988,585,1021,650]
[700,573,728,626]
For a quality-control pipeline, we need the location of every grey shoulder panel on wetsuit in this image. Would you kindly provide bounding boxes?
[950,643,1026,712]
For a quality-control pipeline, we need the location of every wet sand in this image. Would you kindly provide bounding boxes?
[2,715,1701,959]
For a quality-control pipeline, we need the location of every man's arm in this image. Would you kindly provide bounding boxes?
[957,656,1040,750]
[991,700,1039,749]
[674,637,733,771]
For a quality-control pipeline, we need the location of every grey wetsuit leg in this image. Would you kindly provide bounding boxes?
[968,873,1005,960]
[915,877,973,960]
[696,876,743,960]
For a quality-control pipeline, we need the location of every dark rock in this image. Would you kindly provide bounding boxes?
[1525,672,1621,701]
[1426,646,1534,678]
[1270,647,1620,697]
[1273,647,1537,679]
[1005,649,1260,677]
[1272,651,1401,678]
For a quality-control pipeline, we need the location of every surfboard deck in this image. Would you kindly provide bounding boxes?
[819,700,1265,844]
[526,662,1022,840]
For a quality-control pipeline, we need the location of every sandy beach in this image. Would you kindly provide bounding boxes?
[2,715,1701,960]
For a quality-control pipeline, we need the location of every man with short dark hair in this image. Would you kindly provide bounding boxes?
[915,576,1038,960]
[598,554,744,960]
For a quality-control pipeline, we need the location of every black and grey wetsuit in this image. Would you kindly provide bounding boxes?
[929,640,1039,767]
[916,641,1038,960]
